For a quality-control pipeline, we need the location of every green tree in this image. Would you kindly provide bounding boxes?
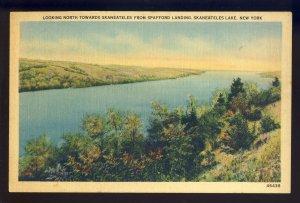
[197,110,224,150]
[216,93,225,106]
[20,134,56,180]
[120,113,144,157]
[104,109,124,155]
[60,133,101,180]
[260,115,280,133]
[228,77,245,102]
[82,114,106,141]
[229,94,249,114]
[185,96,198,129]
[146,102,171,151]
[226,112,253,150]
[272,77,280,87]
[162,124,194,180]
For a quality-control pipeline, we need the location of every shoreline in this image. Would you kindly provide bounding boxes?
[19,71,205,93]
[19,58,206,93]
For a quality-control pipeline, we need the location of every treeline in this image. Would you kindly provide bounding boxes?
[20,77,281,181]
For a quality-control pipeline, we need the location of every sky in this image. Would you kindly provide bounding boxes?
[20,22,282,71]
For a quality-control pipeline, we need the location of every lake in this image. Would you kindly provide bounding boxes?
[20,71,273,154]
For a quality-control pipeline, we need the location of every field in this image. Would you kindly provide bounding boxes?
[19,58,205,92]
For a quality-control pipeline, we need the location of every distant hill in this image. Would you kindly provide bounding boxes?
[259,71,281,79]
[19,58,205,92]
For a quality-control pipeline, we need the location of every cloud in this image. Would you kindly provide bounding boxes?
[20,30,281,71]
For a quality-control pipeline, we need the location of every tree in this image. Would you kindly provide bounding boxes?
[104,109,124,155]
[82,114,105,140]
[245,107,262,121]
[213,93,227,115]
[184,96,198,129]
[20,134,56,180]
[121,113,144,157]
[272,77,280,87]
[229,94,248,114]
[146,102,170,151]
[197,110,224,150]
[260,115,280,133]
[106,109,124,132]
[162,124,194,180]
[244,82,259,106]
[60,133,101,180]
[228,77,245,102]
[226,113,253,150]
[216,93,225,106]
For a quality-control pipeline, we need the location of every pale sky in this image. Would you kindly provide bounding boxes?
[20,22,282,71]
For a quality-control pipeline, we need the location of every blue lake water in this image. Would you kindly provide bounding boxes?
[20,71,273,154]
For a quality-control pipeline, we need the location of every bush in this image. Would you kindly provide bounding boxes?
[199,130,280,182]
[20,134,56,180]
[245,108,262,121]
[226,113,254,150]
[162,124,194,180]
[199,150,216,169]
[260,115,280,133]
[252,87,280,107]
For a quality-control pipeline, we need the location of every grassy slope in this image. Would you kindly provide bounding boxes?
[19,58,205,92]
[199,101,281,182]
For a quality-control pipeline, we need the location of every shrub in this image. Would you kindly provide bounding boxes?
[199,150,216,169]
[252,87,280,107]
[229,95,249,114]
[82,115,106,138]
[260,115,280,133]
[272,77,280,87]
[163,124,194,180]
[20,134,56,180]
[44,164,71,181]
[245,108,262,121]
[198,130,280,182]
[226,113,254,150]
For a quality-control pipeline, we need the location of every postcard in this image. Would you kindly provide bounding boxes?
[9,11,292,193]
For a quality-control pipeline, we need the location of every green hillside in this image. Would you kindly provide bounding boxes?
[19,58,205,92]
[199,101,281,182]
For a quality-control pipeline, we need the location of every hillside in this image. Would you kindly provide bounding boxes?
[199,101,281,182]
[19,58,205,92]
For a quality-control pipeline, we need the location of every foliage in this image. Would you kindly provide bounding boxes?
[60,133,101,180]
[199,150,217,169]
[44,164,71,181]
[82,115,105,138]
[272,77,280,87]
[245,107,262,121]
[228,77,245,103]
[216,93,226,106]
[120,113,144,158]
[251,87,281,107]
[199,130,280,182]
[226,113,254,150]
[19,77,281,182]
[260,115,280,133]
[20,134,56,180]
